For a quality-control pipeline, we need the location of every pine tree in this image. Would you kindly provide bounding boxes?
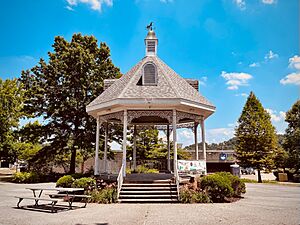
[283,100,300,171]
[235,92,278,183]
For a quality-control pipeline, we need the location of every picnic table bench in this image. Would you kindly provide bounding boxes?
[15,187,91,213]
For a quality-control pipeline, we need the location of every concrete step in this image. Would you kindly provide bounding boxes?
[118,198,179,203]
[119,194,178,198]
[120,190,178,194]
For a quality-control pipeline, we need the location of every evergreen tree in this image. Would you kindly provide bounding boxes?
[283,100,300,171]
[20,34,121,173]
[235,92,278,182]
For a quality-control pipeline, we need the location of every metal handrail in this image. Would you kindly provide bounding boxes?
[174,160,180,201]
[117,164,125,199]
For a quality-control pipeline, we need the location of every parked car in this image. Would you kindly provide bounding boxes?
[241,167,255,175]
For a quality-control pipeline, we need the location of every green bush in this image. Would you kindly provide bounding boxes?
[145,168,159,174]
[72,177,96,190]
[216,172,246,197]
[56,175,74,188]
[89,187,117,204]
[200,174,233,202]
[12,172,39,183]
[180,189,211,203]
[70,173,84,179]
[136,165,149,173]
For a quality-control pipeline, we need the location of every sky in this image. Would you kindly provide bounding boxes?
[0,0,299,147]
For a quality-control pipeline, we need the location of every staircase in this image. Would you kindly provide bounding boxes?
[118,175,179,203]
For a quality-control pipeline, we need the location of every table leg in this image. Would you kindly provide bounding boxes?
[33,190,43,206]
[17,198,23,208]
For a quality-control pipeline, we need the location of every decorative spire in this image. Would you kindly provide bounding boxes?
[145,22,158,56]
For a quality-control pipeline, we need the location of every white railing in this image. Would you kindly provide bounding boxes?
[174,160,180,201]
[117,164,125,199]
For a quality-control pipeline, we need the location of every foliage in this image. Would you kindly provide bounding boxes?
[134,165,159,173]
[146,168,159,174]
[185,138,237,151]
[283,100,300,171]
[12,172,39,183]
[20,34,121,173]
[235,92,278,183]
[215,172,246,197]
[88,187,117,204]
[72,177,96,190]
[180,189,211,203]
[0,78,25,162]
[200,174,234,202]
[56,175,74,187]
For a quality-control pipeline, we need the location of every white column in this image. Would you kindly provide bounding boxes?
[94,116,100,176]
[200,118,207,174]
[172,110,177,174]
[104,122,108,173]
[133,125,137,171]
[122,110,127,177]
[194,122,199,160]
[167,124,171,171]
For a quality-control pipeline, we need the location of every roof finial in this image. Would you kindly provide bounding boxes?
[146,22,153,31]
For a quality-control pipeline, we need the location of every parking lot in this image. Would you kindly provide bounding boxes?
[0,181,299,225]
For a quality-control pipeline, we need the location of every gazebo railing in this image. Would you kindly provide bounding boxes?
[117,164,125,199]
[174,160,180,201]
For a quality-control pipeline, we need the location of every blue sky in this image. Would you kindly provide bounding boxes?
[0,0,299,146]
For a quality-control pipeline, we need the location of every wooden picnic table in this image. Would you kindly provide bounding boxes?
[15,187,90,213]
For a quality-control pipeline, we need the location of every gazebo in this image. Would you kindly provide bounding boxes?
[86,27,215,181]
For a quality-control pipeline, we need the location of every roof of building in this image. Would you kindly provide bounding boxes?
[87,55,215,109]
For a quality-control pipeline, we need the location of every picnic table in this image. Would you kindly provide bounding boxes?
[15,187,91,213]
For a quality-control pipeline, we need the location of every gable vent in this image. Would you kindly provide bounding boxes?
[143,63,157,85]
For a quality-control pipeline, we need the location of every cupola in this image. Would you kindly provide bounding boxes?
[145,23,158,56]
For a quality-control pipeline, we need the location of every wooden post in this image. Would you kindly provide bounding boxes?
[133,125,137,171]
[167,124,171,171]
[94,116,100,176]
[200,118,207,174]
[104,122,108,173]
[194,122,199,160]
[122,110,127,177]
[172,110,177,174]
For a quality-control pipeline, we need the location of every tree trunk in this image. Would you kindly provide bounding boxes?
[70,147,76,174]
[257,169,262,183]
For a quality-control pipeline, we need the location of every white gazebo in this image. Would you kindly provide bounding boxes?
[86,26,215,179]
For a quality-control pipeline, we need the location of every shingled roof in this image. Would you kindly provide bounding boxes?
[87,55,215,110]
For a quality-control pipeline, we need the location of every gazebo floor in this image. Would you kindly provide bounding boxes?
[124,173,174,183]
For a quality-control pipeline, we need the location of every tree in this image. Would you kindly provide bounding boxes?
[235,92,278,183]
[0,78,25,162]
[283,100,300,171]
[20,34,121,173]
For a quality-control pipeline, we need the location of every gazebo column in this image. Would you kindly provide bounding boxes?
[122,110,128,177]
[133,125,137,171]
[104,122,108,173]
[167,124,171,172]
[172,110,177,174]
[194,122,199,160]
[200,118,207,174]
[94,116,100,176]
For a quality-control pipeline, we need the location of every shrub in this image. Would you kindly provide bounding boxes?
[179,189,211,203]
[89,187,117,204]
[136,165,149,173]
[200,174,233,202]
[56,175,74,188]
[70,173,84,179]
[216,172,246,197]
[72,177,96,190]
[145,168,159,174]
[12,172,39,183]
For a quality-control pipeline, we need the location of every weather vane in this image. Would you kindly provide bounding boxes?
[146,22,154,31]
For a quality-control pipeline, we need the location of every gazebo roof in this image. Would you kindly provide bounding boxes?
[86,29,215,119]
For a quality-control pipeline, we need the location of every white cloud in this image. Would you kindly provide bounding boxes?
[262,0,276,4]
[199,76,208,86]
[234,0,246,10]
[264,50,279,60]
[249,62,260,68]
[221,71,253,90]
[288,55,300,70]
[66,0,112,11]
[266,108,286,122]
[65,5,75,11]
[235,93,248,97]
[280,73,300,86]
[206,127,235,143]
